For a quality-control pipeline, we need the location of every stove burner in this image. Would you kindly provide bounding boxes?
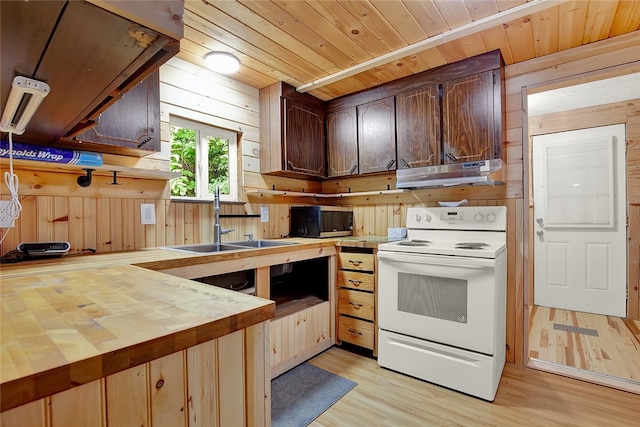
[398,239,432,247]
[455,242,489,250]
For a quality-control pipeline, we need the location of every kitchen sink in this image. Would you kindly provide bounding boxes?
[227,240,299,248]
[161,240,297,254]
[162,243,249,253]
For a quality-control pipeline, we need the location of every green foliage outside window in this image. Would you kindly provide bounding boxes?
[170,125,230,197]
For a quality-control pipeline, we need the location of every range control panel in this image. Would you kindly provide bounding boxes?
[406,207,507,231]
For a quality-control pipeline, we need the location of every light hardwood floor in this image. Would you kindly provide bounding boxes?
[308,347,640,426]
[528,306,640,387]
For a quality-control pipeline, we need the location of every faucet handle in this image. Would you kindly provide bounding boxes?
[243,233,254,241]
[221,228,235,235]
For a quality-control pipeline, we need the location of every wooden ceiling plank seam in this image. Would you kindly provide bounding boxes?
[582,0,620,43]
[495,0,530,12]
[465,0,502,21]
[183,9,321,83]
[436,40,469,63]
[609,0,640,36]
[239,0,354,71]
[479,25,515,64]
[457,33,490,58]
[264,1,372,63]
[379,60,415,80]
[402,0,450,37]
[368,0,429,44]
[503,15,536,62]
[396,53,432,74]
[296,0,567,92]
[434,0,474,29]
[416,48,450,69]
[557,0,588,50]
[531,6,559,57]
[335,0,408,52]
[302,0,390,60]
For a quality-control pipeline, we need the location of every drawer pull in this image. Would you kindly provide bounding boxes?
[348,260,362,267]
[348,328,363,336]
[348,279,363,286]
[349,301,363,309]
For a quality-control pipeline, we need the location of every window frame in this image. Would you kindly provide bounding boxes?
[169,116,239,202]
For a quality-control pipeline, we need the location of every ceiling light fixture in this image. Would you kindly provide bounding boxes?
[204,52,240,74]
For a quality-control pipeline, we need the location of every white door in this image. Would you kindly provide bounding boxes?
[533,124,626,317]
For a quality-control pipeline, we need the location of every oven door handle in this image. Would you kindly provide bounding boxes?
[377,251,497,268]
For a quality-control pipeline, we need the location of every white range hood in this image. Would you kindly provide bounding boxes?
[396,159,503,189]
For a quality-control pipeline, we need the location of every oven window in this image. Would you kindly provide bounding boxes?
[397,273,468,323]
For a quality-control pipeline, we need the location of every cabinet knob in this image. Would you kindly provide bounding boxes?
[348,279,363,286]
[348,260,362,267]
[349,301,363,309]
[348,328,363,336]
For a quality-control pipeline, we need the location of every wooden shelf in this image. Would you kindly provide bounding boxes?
[2,155,178,181]
[246,188,408,199]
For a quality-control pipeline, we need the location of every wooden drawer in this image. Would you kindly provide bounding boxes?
[338,252,374,272]
[337,270,374,291]
[338,316,374,349]
[338,289,374,321]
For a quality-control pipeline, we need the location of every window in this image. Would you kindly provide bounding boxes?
[169,117,238,201]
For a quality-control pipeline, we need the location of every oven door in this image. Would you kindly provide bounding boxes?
[377,250,499,355]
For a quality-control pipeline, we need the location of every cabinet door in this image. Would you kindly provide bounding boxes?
[396,85,440,168]
[326,107,358,177]
[442,70,496,163]
[75,70,160,154]
[283,98,325,177]
[357,96,396,173]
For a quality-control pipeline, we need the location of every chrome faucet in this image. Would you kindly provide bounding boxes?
[213,186,234,244]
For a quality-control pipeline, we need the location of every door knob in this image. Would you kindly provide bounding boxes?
[536,230,544,236]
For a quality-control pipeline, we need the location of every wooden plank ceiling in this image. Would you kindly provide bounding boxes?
[179,0,640,100]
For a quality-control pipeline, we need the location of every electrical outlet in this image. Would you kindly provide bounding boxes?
[0,200,15,228]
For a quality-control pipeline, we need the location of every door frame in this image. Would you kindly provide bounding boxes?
[531,124,627,316]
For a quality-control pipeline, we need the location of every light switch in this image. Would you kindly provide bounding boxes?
[140,203,156,225]
[260,206,269,223]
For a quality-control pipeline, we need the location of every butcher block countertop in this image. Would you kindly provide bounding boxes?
[0,238,335,412]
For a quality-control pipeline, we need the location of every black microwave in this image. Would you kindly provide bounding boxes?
[289,206,353,238]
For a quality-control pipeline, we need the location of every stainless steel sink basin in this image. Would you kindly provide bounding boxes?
[162,240,297,254]
[227,240,299,248]
[162,243,249,253]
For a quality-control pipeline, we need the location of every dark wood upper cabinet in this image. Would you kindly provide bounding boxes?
[326,107,358,177]
[283,98,325,176]
[442,70,499,164]
[357,97,396,174]
[260,81,326,178]
[395,84,441,169]
[72,71,160,155]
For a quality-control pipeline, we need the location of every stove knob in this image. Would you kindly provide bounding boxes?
[425,214,432,223]
[474,213,484,223]
[487,212,497,223]
[414,214,421,223]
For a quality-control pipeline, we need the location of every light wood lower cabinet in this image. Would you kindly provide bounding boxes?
[270,301,332,378]
[0,322,270,427]
[337,248,377,353]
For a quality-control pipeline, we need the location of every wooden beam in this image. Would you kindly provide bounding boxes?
[296,0,567,93]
